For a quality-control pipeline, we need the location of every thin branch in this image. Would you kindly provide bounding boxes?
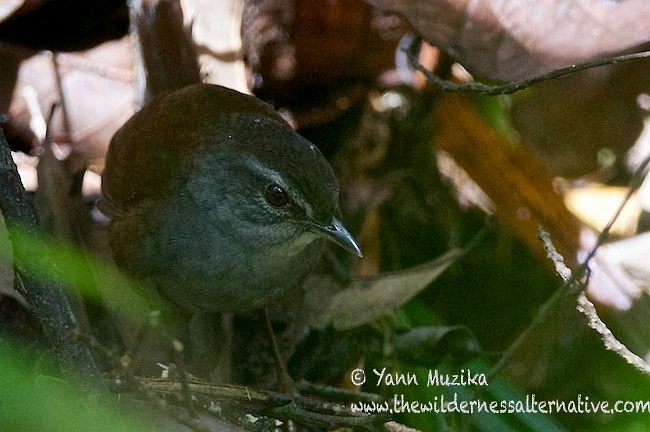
[574,153,650,280]
[491,153,650,380]
[576,292,650,374]
[538,228,576,287]
[545,152,650,292]
[538,228,650,375]
[535,150,650,374]
[407,49,650,95]
[85,324,384,431]
[51,53,73,142]
[539,152,650,376]
[136,378,386,431]
[263,308,296,393]
[163,333,196,418]
[0,127,103,389]
[79,331,208,432]
[296,380,381,404]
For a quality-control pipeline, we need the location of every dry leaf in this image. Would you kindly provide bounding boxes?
[9,37,135,172]
[367,0,650,80]
[511,61,650,178]
[304,248,464,330]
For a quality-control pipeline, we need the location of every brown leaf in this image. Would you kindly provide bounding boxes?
[510,61,650,177]
[304,248,464,330]
[367,0,650,80]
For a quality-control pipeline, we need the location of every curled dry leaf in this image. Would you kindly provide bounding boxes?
[303,248,464,330]
[366,0,650,80]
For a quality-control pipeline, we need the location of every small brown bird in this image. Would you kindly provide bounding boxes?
[102,84,361,314]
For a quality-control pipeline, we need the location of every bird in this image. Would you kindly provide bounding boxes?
[101,83,361,315]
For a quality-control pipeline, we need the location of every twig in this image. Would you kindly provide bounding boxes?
[490,153,650,380]
[574,153,650,280]
[538,228,650,375]
[137,378,386,431]
[78,330,210,432]
[407,49,650,95]
[0,127,103,389]
[296,380,381,404]
[51,53,73,142]
[263,308,296,393]
[535,151,650,376]
[538,228,580,290]
[576,292,650,375]
[88,326,385,431]
[544,152,650,293]
[166,335,196,418]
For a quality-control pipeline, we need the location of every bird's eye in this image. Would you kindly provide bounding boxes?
[265,184,289,207]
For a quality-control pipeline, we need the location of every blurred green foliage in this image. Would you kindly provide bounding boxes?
[0,343,155,432]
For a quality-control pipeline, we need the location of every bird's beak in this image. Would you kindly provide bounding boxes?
[307,217,362,257]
